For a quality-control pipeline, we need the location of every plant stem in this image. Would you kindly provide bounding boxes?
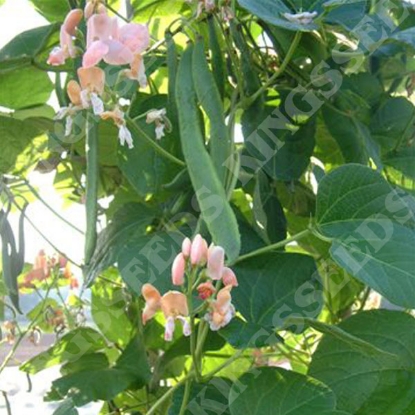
[203,350,244,380]
[84,112,99,267]
[126,116,186,167]
[178,378,192,415]
[146,374,193,415]
[231,229,311,265]
[242,31,302,108]
[1,391,12,415]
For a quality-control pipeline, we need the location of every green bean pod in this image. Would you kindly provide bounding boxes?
[176,43,240,262]
[192,37,231,185]
[207,16,225,99]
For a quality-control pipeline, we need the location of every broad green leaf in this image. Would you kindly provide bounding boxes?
[85,203,155,284]
[91,279,135,347]
[229,367,347,415]
[176,44,240,261]
[50,336,151,406]
[316,164,414,237]
[169,378,232,415]
[20,328,107,374]
[29,0,69,21]
[340,73,383,107]
[243,106,316,181]
[370,97,415,150]
[60,353,109,376]
[219,318,283,349]
[322,105,380,166]
[0,116,46,173]
[118,118,181,201]
[316,164,415,307]
[0,24,58,73]
[117,231,182,295]
[253,171,287,244]
[384,145,415,179]
[309,310,415,414]
[53,399,78,415]
[0,67,53,109]
[232,253,322,330]
[330,221,415,308]
[131,0,187,21]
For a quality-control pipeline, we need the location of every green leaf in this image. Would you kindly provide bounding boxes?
[0,67,53,109]
[0,24,58,73]
[309,310,415,414]
[60,353,110,376]
[219,318,283,349]
[370,97,415,150]
[131,0,187,20]
[330,221,415,308]
[91,278,135,347]
[384,145,415,179]
[118,118,181,201]
[233,253,322,330]
[29,0,70,21]
[85,203,155,284]
[229,367,347,415]
[50,336,151,406]
[117,231,182,295]
[316,164,415,307]
[20,328,107,374]
[52,399,78,415]
[322,105,380,165]
[316,164,414,237]
[169,378,232,415]
[253,171,287,244]
[0,116,46,174]
[243,106,316,181]
[176,43,240,261]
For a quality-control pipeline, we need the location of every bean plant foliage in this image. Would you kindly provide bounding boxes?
[0,0,415,414]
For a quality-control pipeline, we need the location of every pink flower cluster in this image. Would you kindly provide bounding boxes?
[48,1,151,148]
[48,3,150,87]
[141,234,238,341]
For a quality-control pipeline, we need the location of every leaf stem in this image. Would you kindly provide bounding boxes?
[125,116,186,167]
[242,31,302,108]
[146,374,193,415]
[231,228,311,265]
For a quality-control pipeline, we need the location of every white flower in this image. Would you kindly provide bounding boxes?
[119,124,134,149]
[146,108,168,140]
[283,11,318,25]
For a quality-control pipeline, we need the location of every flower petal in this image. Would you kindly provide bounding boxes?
[82,40,109,68]
[119,23,150,54]
[103,39,134,65]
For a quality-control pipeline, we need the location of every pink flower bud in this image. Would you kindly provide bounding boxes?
[63,9,83,36]
[222,267,238,287]
[171,253,186,286]
[190,234,208,266]
[207,246,225,280]
[181,237,192,258]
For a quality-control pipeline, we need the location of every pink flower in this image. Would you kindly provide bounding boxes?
[84,0,107,19]
[222,267,238,287]
[207,245,225,280]
[190,234,208,266]
[171,253,186,286]
[47,9,83,66]
[141,284,191,341]
[83,14,150,74]
[204,286,235,331]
